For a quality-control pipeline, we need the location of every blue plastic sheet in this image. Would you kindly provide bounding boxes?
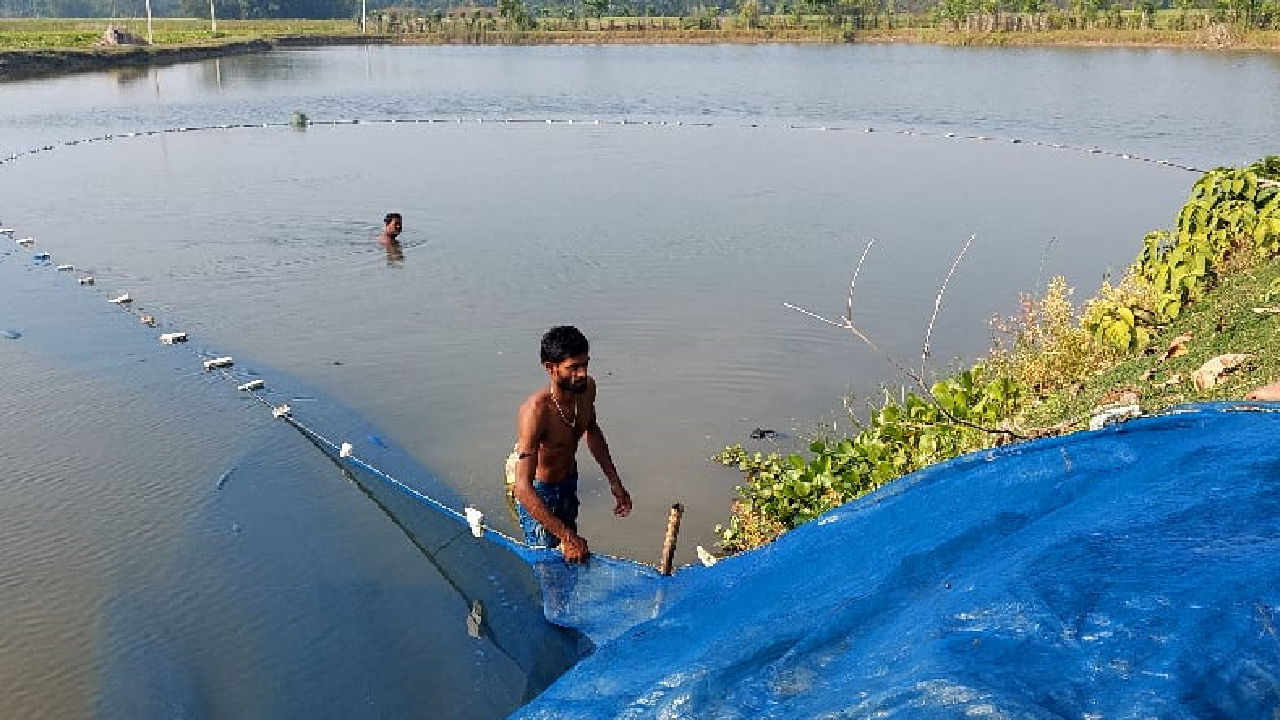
[513,404,1280,718]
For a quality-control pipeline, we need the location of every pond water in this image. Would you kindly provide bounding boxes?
[1,43,1277,719]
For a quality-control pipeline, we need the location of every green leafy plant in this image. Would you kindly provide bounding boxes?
[1085,159,1280,351]
[714,366,1023,551]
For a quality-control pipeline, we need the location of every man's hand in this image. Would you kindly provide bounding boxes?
[559,530,590,564]
[611,483,632,518]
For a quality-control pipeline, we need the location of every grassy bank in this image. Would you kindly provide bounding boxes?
[0,19,379,79]
[1012,241,1280,430]
[863,26,1280,48]
[0,18,357,49]
[716,157,1280,553]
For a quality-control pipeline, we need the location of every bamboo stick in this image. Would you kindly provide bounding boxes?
[658,503,684,576]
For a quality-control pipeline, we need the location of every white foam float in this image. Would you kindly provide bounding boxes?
[272,404,291,418]
[203,356,233,370]
[78,276,95,285]
[464,507,485,538]
[159,332,188,344]
[56,264,74,271]
[237,379,265,392]
[339,442,353,458]
[108,293,131,304]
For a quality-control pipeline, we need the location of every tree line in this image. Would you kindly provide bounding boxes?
[0,0,354,19]
[2,0,1276,29]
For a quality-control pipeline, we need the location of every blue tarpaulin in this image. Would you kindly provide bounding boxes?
[510,404,1280,718]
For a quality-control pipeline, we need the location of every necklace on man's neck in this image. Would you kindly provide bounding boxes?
[550,387,578,429]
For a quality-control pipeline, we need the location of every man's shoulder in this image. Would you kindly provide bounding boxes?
[519,388,551,416]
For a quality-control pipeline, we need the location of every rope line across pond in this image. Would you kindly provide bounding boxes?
[0,116,1210,175]
[2,228,679,654]
[0,229,526,556]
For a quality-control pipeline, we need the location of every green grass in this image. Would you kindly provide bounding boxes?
[1021,257,1280,431]
[0,18,358,50]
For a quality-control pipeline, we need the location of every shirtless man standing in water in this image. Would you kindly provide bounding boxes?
[378,212,402,249]
[512,326,632,563]
[378,213,404,262]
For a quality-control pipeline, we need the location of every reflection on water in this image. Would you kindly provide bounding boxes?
[109,65,152,86]
[385,239,405,266]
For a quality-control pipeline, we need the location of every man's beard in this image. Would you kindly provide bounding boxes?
[557,377,588,394]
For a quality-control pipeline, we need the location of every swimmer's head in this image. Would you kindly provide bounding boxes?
[384,213,403,236]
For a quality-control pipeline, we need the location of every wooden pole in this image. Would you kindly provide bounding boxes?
[657,503,683,576]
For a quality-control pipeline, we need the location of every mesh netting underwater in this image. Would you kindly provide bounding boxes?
[284,415,668,654]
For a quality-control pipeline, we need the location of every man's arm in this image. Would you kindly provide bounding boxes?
[584,383,632,518]
[513,399,589,562]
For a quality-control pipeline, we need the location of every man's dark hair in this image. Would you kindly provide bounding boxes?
[384,212,402,225]
[541,325,589,364]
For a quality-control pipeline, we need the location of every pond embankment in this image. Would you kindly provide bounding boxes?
[0,34,387,81]
[3,24,1278,81]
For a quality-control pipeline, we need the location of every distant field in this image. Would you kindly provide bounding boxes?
[0,18,356,49]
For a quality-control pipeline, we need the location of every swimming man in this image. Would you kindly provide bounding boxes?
[512,326,632,563]
[378,212,402,248]
[378,213,404,266]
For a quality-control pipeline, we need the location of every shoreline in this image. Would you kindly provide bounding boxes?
[0,38,270,80]
[0,34,386,81]
[3,26,1278,81]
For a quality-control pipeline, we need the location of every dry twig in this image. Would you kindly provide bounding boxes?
[784,237,1027,441]
[921,233,974,382]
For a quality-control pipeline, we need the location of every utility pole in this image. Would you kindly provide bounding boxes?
[361,0,367,32]
[209,0,217,33]
[144,0,153,43]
